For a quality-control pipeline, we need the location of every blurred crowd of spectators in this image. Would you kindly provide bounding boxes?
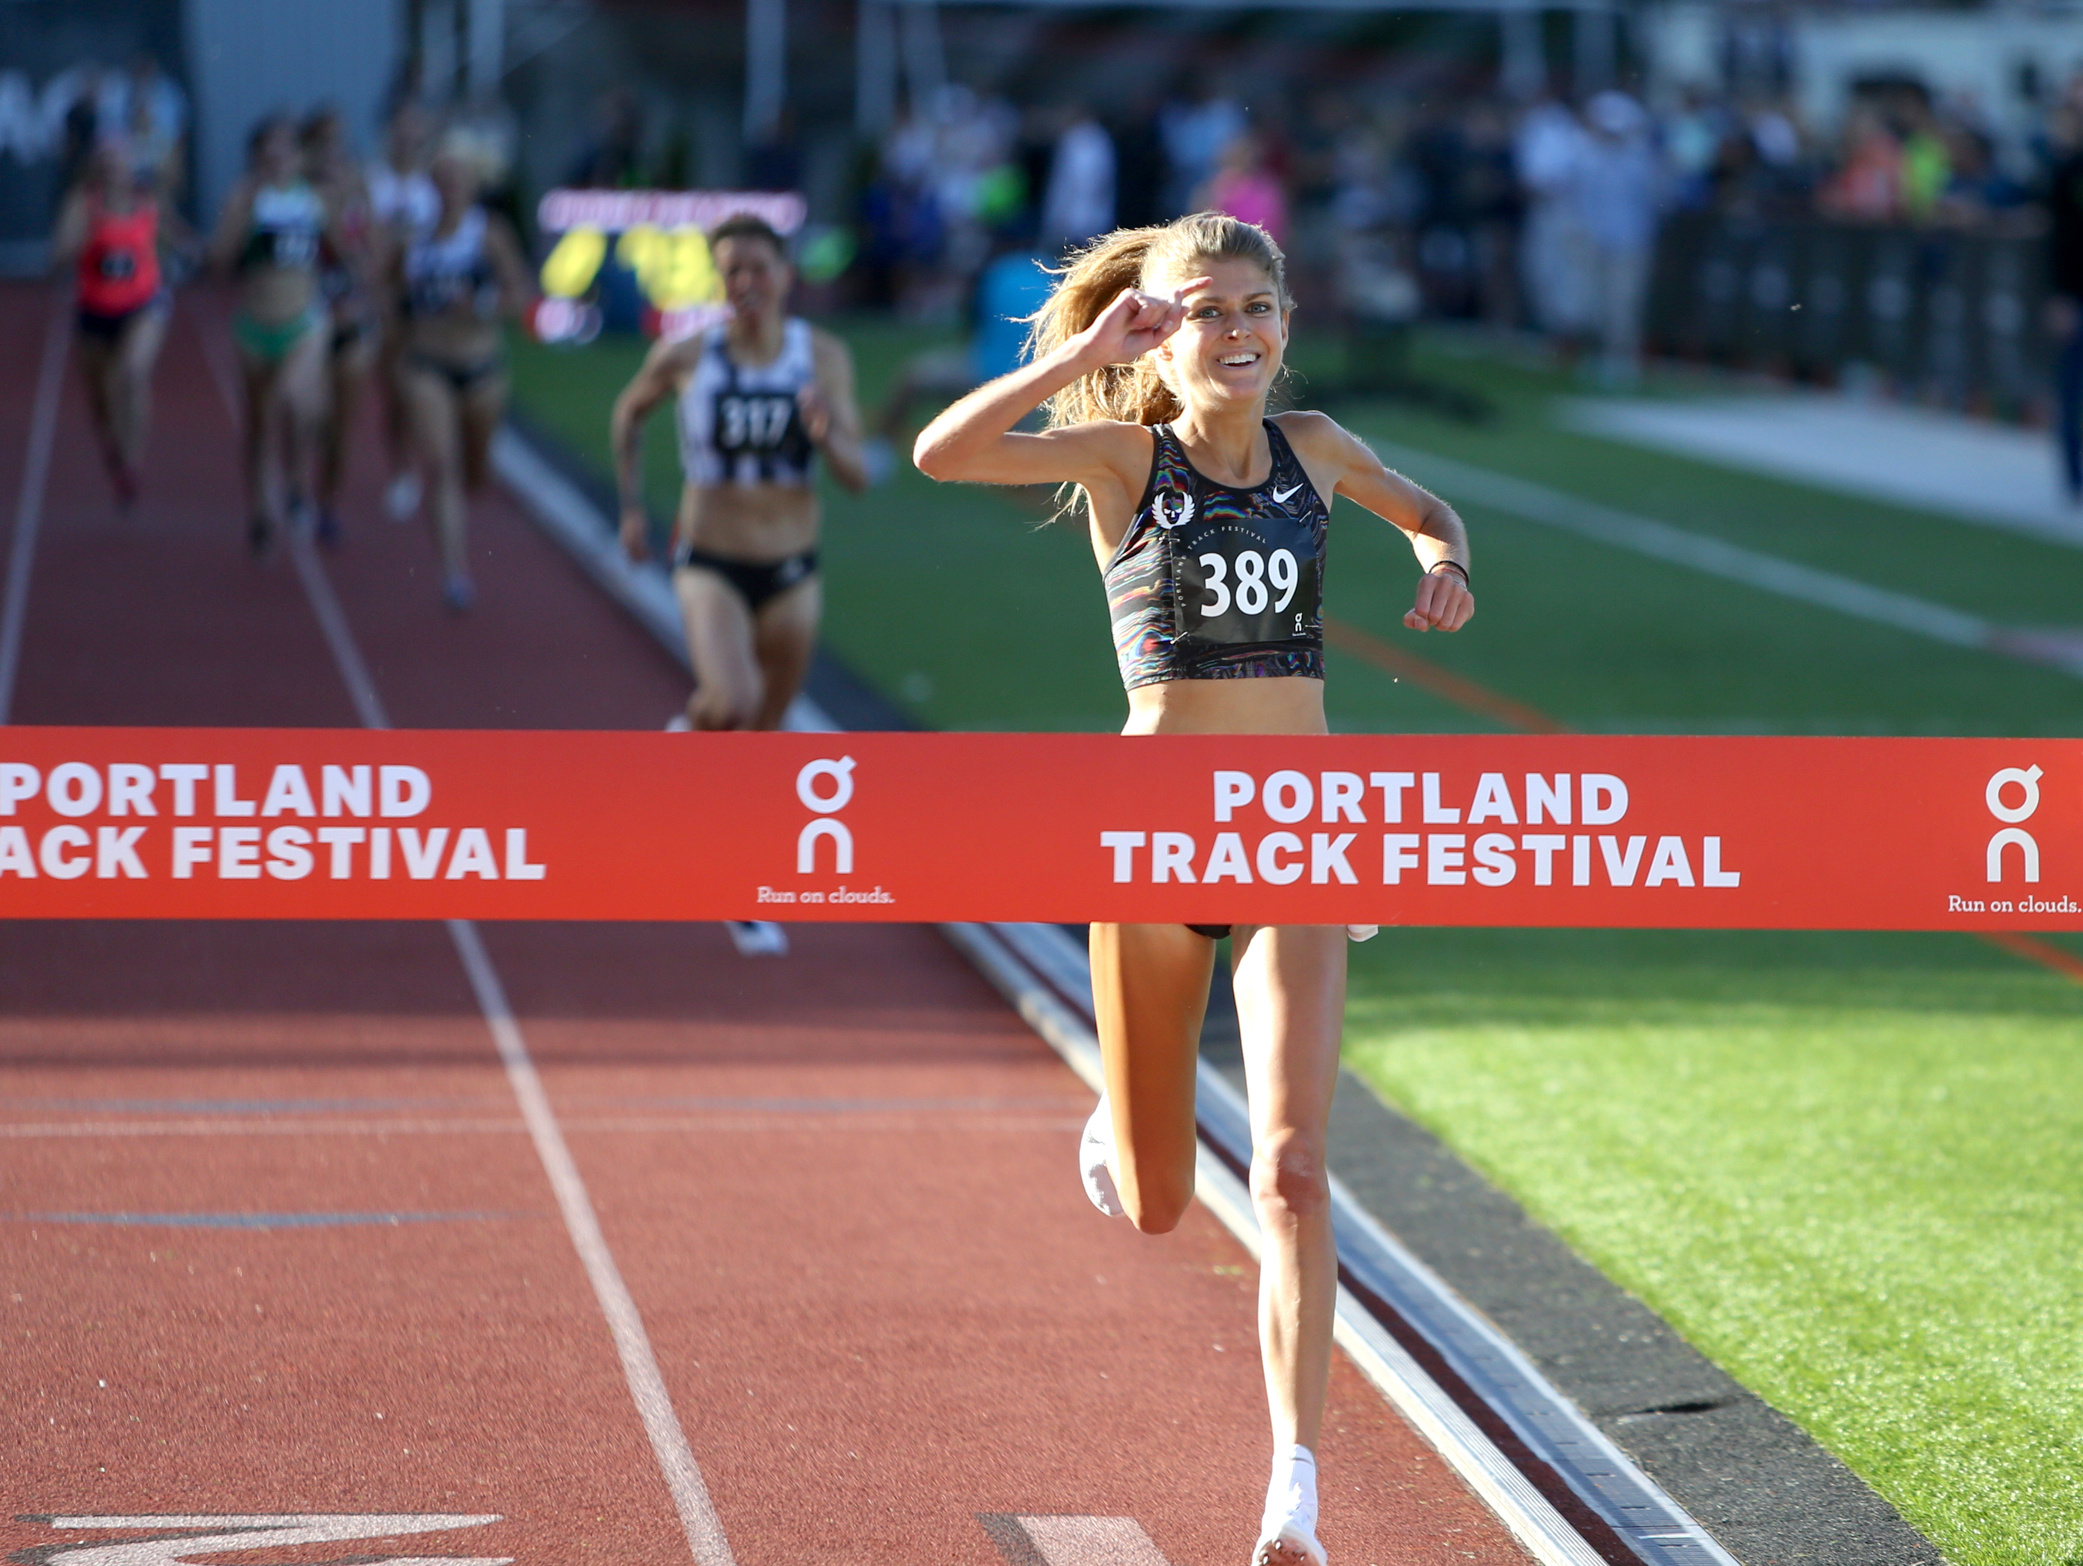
[832,66,2083,384]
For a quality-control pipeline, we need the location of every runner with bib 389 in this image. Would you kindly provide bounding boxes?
[913,211,1472,1566]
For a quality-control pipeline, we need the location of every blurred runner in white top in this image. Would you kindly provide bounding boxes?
[1039,105,1116,253]
[366,99,441,521]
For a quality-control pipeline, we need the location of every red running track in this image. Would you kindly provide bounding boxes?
[0,281,1533,1566]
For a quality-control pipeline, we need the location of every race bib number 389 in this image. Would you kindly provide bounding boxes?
[1174,532,1320,646]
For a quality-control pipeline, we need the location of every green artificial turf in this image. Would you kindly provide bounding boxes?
[1343,927,2083,1566]
[507,321,2083,1566]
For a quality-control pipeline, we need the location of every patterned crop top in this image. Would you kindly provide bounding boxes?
[1104,421,1328,689]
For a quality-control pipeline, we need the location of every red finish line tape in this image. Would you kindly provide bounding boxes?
[0,729,2074,929]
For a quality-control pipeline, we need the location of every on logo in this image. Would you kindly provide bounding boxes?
[1985,765,2042,884]
[796,755,855,874]
[11,1514,508,1566]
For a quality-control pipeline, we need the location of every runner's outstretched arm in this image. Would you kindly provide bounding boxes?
[1282,412,1474,633]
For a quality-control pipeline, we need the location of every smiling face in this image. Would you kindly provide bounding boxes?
[1148,255,1289,413]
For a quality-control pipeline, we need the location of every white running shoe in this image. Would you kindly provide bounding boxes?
[1255,1447,1326,1566]
[663,712,693,732]
[384,471,422,521]
[725,919,789,957]
[1080,1096,1126,1218]
[1252,1528,1326,1566]
[1346,925,1379,942]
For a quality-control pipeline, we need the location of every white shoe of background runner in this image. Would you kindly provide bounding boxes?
[385,471,421,521]
[1347,925,1378,941]
[725,920,789,957]
[1080,1096,1126,1217]
[663,716,785,954]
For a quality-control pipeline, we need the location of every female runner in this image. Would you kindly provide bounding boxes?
[302,106,376,546]
[913,213,1473,1566]
[387,133,534,610]
[52,136,172,508]
[208,114,338,556]
[365,99,439,521]
[610,213,869,730]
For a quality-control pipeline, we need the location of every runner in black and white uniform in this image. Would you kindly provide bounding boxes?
[387,131,533,610]
[610,212,869,954]
[613,213,869,731]
[913,212,1473,1566]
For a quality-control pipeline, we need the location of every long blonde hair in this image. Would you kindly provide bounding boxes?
[1027,212,1291,432]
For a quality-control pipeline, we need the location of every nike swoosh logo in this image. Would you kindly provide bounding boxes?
[1271,484,1303,506]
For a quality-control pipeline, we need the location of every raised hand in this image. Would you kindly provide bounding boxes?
[1403,566,1473,632]
[1075,278,1211,368]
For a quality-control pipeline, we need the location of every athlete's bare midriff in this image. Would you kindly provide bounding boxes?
[240,266,317,328]
[408,313,502,369]
[677,482,820,562]
[1121,675,1327,736]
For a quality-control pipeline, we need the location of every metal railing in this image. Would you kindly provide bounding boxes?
[1646,211,2051,411]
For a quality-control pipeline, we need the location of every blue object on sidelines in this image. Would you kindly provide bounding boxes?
[971,251,1054,383]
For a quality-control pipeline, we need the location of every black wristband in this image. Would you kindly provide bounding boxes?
[1428,559,1470,589]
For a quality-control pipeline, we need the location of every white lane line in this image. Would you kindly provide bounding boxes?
[0,1113,1085,1141]
[447,920,737,1566]
[193,292,390,715]
[288,535,390,728]
[1563,395,2083,551]
[979,1514,1171,1566]
[1374,439,2083,680]
[0,1118,531,1139]
[218,360,737,1566]
[0,301,70,723]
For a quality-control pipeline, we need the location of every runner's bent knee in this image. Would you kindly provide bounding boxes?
[1122,1169,1194,1235]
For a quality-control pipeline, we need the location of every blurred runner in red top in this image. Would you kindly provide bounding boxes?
[52,137,175,509]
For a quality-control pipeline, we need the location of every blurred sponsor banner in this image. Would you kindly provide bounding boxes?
[0,731,2075,929]
[1647,213,2046,407]
[534,187,806,341]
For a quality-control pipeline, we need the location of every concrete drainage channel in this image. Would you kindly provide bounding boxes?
[492,423,1737,1566]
